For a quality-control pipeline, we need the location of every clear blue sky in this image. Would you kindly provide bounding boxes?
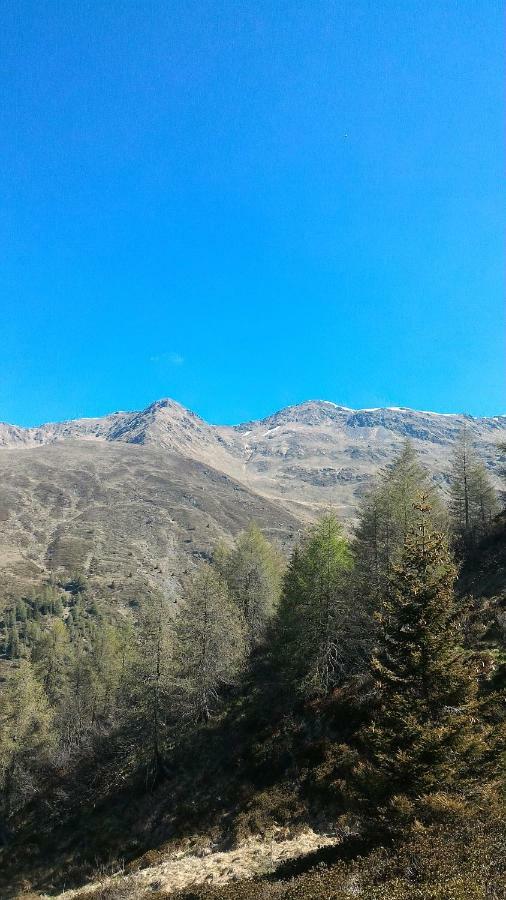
[1,1,504,426]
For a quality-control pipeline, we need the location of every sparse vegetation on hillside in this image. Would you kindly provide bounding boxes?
[0,441,504,899]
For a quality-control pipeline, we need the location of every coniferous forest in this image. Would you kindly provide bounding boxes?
[0,437,504,899]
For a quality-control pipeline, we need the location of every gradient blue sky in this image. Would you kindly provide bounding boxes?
[1,1,504,426]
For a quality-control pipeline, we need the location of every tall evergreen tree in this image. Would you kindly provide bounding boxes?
[353,441,446,602]
[216,523,283,647]
[351,498,493,831]
[352,441,447,668]
[173,564,246,723]
[274,512,353,699]
[24,619,41,648]
[449,427,499,550]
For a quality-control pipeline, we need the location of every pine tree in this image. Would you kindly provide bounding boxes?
[173,564,246,723]
[66,572,87,596]
[352,498,492,830]
[449,427,499,550]
[31,594,41,622]
[216,523,283,647]
[273,512,353,699]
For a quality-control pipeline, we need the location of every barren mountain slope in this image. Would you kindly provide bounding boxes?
[229,401,505,514]
[2,399,505,510]
[0,399,504,601]
[0,440,301,604]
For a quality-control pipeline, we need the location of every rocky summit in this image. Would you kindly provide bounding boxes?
[0,399,504,601]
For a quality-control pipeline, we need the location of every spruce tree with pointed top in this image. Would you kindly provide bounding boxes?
[351,496,494,831]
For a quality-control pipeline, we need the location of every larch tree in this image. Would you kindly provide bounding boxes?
[273,512,353,699]
[63,620,135,755]
[15,599,27,625]
[31,618,72,709]
[6,618,21,660]
[216,523,283,647]
[86,622,126,726]
[449,427,499,551]
[352,441,447,657]
[64,639,98,751]
[134,592,174,781]
[0,660,54,825]
[173,564,246,723]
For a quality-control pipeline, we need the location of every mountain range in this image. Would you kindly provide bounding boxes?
[0,398,504,603]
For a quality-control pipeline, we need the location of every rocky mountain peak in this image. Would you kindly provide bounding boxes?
[0,397,504,602]
[144,397,202,418]
[237,400,351,431]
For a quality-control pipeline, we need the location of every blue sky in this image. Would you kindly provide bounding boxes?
[1,1,504,426]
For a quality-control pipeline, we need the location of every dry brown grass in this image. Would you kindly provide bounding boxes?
[40,828,338,900]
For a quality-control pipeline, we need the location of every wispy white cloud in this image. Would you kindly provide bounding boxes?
[150,352,185,366]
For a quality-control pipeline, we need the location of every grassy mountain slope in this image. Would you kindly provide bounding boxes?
[0,399,504,606]
[0,440,301,609]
